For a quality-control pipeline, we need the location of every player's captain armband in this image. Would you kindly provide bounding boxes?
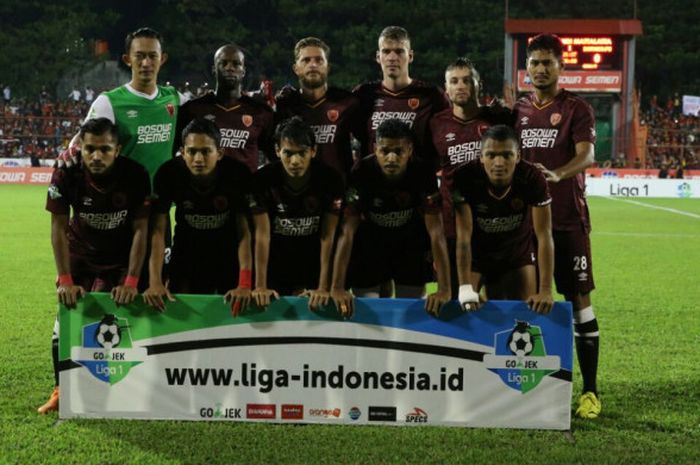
[458,284,479,309]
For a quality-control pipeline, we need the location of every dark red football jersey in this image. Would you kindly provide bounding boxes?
[451,160,551,266]
[514,90,596,231]
[176,93,274,172]
[353,80,450,168]
[152,156,252,265]
[275,87,362,178]
[45,158,150,269]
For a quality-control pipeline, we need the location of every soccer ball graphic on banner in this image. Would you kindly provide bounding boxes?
[94,314,122,349]
[507,321,534,357]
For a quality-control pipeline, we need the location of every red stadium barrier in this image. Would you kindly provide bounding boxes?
[586,168,700,179]
[0,167,53,185]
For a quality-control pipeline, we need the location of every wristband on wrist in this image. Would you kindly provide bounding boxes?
[58,274,74,286]
[238,269,252,289]
[124,275,139,288]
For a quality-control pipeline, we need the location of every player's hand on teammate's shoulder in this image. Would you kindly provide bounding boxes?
[534,163,561,183]
[143,283,174,312]
[57,284,85,308]
[526,291,554,314]
[424,289,450,317]
[330,288,354,319]
[111,284,138,306]
[252,287,279,308]
[224,287,252,317]
[55,145,81,169]
[301,288,331,312]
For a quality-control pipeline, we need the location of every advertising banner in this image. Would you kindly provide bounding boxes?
[517,70,622,92]
[59,294,573,430]
[0,167,52,184]
[586,177,699,198]
[586,168,700,180]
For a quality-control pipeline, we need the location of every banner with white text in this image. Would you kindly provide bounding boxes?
[59,295,573,430]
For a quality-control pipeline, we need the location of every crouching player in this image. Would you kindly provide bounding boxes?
[330,119,451,317]
[40,117,150,413]
[452,125,554,314]
[144,118,253,313]
[249,116,344,309]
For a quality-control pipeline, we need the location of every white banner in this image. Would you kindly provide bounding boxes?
[586,177,699,198]
[59,295,573,430]
[682,95,700,116]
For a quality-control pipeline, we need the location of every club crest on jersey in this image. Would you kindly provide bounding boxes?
[166,104,175,117]
[213,195,229,212]
[477,123,490,137]
[242,115,253,127]
[510,197,524,211]
[327,109,339,122]
[303,195,320,213]
[550,113,562,126]
[112,192,127,208]
[395,191,411,208]
[408,98,420,110]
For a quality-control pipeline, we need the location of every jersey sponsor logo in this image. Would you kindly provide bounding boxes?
[550,113,562,126]
[310,124,337,144]
[220,128,251,149]
[79,210,128,230]
[447,140,481,165]
[405,407,428,423]
[408,98,420,110]
[519,128,559,149]
[166,104,175,117]
[137,123,173,144]
[368,209,413,227]
[126,110,138,119]
[184,211,230,230]
[327,109,339,122]
[242,115,253,127]
[273,215,320,236]
[370,111,417,130]
[476,213,524,233]
[48,184,62,200]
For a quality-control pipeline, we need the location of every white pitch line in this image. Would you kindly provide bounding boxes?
[606,197,700,219]
[592,231,700,238]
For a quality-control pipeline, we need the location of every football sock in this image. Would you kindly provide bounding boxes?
[52,318,60,386]
[574,306,599,394]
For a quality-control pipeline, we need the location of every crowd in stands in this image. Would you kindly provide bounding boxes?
[640,98,700,171]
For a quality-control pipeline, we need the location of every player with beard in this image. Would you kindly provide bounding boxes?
[329,119,450,318]
[275,37,361,179]
[143,118,253,312]
[39,118,150,414]
[353,26,449,167]
[514,34,600,419]
[452,125,554,314]
[176,44,275,173]
[430,58,513,297]
[248,117,344,309]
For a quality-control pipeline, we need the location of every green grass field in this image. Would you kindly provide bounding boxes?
[1,185,699,465]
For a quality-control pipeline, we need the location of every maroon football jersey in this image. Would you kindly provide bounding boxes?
[276,87,362,178]
[45,158,150,269]
[514,90,596,231]
[452,160,550,267]
[176,93,274,172]
[430,109,491,239]
[353,80,450,168]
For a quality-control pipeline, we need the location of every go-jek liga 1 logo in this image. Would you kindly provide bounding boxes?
[483,321,561,394]
[71,314,147,384]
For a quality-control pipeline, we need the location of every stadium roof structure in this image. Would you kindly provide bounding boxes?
[505,19,643,36]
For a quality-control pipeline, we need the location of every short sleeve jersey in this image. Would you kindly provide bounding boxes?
[176,93,274,173]
[45,157,150,267]
[452,160,551,264]
[275,87,361,178]
[152,157,252,256]
[345,156,441,234]
[514,90,596,231]
[87,85,183,183]
[249,159,344,260]
[353,80,450,167]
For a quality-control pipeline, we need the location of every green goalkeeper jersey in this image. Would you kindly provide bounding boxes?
[87,84,184,183]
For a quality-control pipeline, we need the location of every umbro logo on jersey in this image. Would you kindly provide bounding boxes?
[578,272,588,281]
[372,198,383,208]
[126,110,138,119]
[445,132,456,142]
[82,196,93,206]
[476,204,488,213]
[276,203,287,213]
[242,115,253,127]
[183,201,194,210]
[374,99,384,108]
[520,116,529,125]
[204,114,216,121]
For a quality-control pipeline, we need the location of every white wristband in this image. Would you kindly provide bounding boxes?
[458,284,479,306]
